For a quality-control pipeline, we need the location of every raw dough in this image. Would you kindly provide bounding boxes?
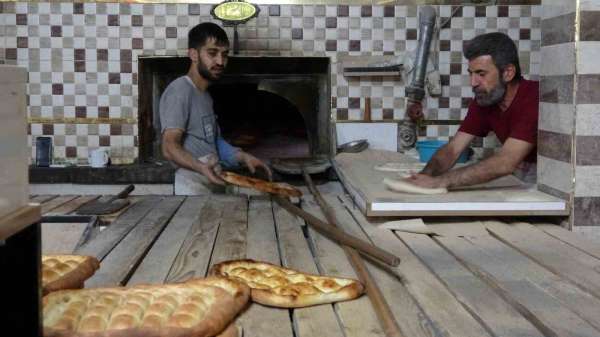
[383,177,448,195]
[374,162,425,172]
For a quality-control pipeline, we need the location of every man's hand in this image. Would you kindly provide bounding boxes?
[196,155,226,185]
[406,101,424,121]
[237,151,273,181]
[404,173,447,189]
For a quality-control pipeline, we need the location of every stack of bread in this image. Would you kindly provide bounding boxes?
[41,255,364,337]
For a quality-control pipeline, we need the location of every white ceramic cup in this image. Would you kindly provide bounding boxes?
[89,148,109,168]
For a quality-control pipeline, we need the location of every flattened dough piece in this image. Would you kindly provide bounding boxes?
[374,162,425,172]
[383,177,448,195]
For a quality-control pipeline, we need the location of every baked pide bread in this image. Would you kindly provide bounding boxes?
[42,276,250,337]
[219,171,302,197]
[42,255,100,295]
[210,259,364,308]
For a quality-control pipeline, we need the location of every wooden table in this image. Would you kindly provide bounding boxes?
[36,183,600,337]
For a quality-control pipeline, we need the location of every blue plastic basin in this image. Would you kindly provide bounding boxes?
[416,140,470,163]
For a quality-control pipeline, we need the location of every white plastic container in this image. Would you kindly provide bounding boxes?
[0,65,29,219]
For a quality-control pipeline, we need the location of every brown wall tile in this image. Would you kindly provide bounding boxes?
[538,129,572,163]
[576,135,600,165]
[580,11,600,41]
[540,75,574,104]
[573,196,600,226]
[541,12,575,47]
[577,74,600,104]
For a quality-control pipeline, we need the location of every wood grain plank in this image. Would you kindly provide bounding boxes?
[165,197,226,283]
[536,223,600,260]
[31,195,58,204]
[86,196,185,287]
[395,231,544,337]
[302,194,386,337]
[238,196,295,337]
[41,222,87,254]
[126,196,209,285]
[319,183,435,337]
[74,196,161,260]
[485,220,600,298]
[209,195,248,266]
[40,195,79,214]
[45,195,100,215]
[434,224,600,337]
[338,195,491,337]
[273,202,345,337]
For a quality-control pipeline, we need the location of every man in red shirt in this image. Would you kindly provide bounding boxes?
[407,32,538,189]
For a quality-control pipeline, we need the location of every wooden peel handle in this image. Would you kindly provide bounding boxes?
[274,196,400,267]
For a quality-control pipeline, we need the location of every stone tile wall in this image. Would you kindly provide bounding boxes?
[540,0,600,229]
[0,2,541,164]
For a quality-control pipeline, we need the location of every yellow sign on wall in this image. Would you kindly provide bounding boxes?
[211,0,259,25]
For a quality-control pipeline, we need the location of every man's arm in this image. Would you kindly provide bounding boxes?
[409,137,534,189]
[162,128,225,185]
[421,131,474,176]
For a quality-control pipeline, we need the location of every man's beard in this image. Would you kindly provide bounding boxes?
[197,62,222,82]
[473,79,506,107]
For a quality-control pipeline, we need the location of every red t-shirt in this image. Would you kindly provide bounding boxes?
[458,79,538,163]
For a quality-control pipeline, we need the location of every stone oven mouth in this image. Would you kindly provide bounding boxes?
[138,56,331,172]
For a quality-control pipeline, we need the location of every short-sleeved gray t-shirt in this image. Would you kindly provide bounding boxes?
[159,76,219,160]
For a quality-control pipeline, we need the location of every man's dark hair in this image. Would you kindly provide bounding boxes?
[463,32,522,82]
[188,22,229,49]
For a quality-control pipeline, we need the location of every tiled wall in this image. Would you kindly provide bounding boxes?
[540,0,600,230]
[0,2,541,164]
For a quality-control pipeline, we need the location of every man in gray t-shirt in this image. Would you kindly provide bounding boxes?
[159,22,271,195]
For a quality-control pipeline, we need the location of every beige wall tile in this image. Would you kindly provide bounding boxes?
[541,0,576,19]
[575,166,600,196]
[578,42,600,75]
[539,102,575,135]
[576,104,600,136]
[538,155,573,194]
[580,0,600,11]
[541,43,575,76]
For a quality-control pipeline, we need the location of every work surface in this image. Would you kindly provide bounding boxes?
[333,149,569,217]
[37,184,600,337]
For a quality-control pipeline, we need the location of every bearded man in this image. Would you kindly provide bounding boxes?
[159,22,271,194]
[406,32,538,189]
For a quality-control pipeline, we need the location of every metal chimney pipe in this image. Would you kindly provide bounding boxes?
[400,6,436,150]
[406,6,437,103]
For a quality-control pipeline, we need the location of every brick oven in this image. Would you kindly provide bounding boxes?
[138,56,331,164]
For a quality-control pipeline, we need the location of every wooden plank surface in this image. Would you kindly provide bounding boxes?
[74,196,160,260]
[395,230,544,337]
[321,183,435,337]
[30,195,58,204]
[40,195,79,214]
[44,195,100,215]
[536,223,600,260]
[239,196,295,337]
[273,201,345,337]
[165,197,225,283]
[302,194,386,337]
[484,220,600,298]
[41,222,87,254]
[337,193,492,337]
[208,195,248,266]
[85,196,184,287]
[434,223,600,337]
[127,196,208,285]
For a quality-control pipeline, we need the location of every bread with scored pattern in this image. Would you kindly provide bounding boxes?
[210,259,364,308]
[42,276,249,337]
[42,255,100,295]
